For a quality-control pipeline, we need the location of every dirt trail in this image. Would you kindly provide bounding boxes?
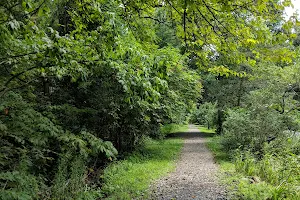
[152,125,227,200]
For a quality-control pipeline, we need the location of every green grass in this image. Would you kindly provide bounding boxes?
[206,136,244,199]
[198,125,216,134]
[101,128,185,199]
[206,135,231,165]
[206,136,300,199]
[197,125,230,163]
[206,135,277,199]
[160,123,188,136]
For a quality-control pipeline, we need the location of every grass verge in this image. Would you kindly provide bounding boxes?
[198,126,233,173]
[101,125,186,200]
[198,125,216,134]
[201,126,264,199]
[206,135,300,199]
[160,123,188,136]
[206,135,242,199]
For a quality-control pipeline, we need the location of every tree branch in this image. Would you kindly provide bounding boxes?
[202,0,241,42]
[0,51,40,61]
[0,0,46,24]
[142,16,164,24]
[0,78,39,98]
[183,0,188,47]
[195,7,221,36]
[165,0,193,23]
[0,62,53,94]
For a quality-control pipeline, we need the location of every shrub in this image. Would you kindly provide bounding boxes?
[222,108,291,153]
[232,146,300,199]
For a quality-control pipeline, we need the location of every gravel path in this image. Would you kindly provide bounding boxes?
[151,125,227,200]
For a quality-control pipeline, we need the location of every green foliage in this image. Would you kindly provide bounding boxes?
[222,108,287,152]
[203,33,300,199]
[0,91,117,199]
[0,0,201,199]
[0,171,41,200]
[206,70,300,199]
[206,135,230,164]
[220,62,300,152]
[192,102,217,129]
[1,0,297,199]
[51,154,103,200]
[207,135,300,200]
[232,145,300,200]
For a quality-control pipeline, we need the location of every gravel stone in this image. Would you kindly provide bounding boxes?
[151,125,227,200]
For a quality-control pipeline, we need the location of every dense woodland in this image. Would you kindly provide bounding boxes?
[0,0,300,199]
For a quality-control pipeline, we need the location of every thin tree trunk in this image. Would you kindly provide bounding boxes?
[237,78,243,107]
[216,109,223,135]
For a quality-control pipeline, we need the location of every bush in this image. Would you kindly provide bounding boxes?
[0,92,117,199]
[233,146,300,199]
[222,108,292,153]
[218,104,300,199]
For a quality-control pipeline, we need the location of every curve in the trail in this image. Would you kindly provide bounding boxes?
[152,125,227,200]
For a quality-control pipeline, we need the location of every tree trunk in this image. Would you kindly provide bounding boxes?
[237,78,243,107]
[216,109,224,135]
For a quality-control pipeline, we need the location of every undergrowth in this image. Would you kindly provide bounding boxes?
[207,135,300,200]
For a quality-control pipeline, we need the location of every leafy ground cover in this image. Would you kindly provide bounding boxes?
[101,125,186,199]
[207,135,300,200]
